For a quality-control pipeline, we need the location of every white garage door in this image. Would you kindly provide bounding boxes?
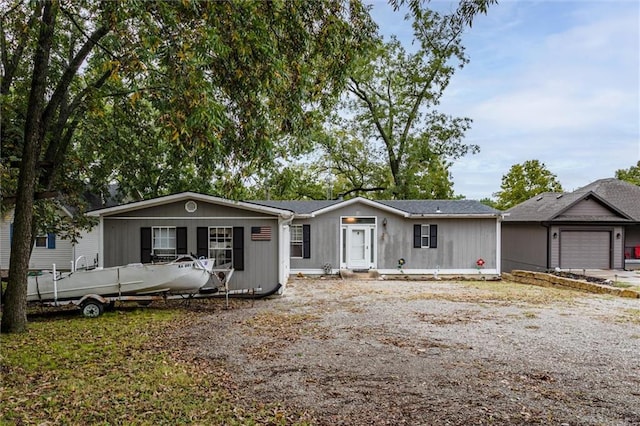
[560,231,610,269]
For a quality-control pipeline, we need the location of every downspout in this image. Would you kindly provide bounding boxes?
[496,214,504,275]
[98,216,104,268]
[278,213,294,295]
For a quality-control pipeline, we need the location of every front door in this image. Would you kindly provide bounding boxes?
[341,223,376,270]
[348,228,368,269]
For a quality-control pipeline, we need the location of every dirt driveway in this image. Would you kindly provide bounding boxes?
[176,278,640,425]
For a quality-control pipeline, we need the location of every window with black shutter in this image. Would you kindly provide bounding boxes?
[413,224,438,248]
[141,227,152,263]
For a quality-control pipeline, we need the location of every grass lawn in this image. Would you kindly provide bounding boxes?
[0,307,308,425]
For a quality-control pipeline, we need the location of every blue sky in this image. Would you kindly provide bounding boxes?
[369,0,640,200]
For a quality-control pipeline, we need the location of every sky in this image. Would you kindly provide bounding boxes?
[369,0,640,200]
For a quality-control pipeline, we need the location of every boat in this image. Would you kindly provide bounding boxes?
[27,256,215,302]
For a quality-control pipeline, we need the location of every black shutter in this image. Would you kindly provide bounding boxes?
[196,227,208,258]
[141,227,152,263]
[413,224,421,248]
[176,227,187,254]
[429,224,438,248]
[302,224,311,259]
[233,226,244,271]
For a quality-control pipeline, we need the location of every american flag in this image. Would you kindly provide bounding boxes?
[251,226,272,241]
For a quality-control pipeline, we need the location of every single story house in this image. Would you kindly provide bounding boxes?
[501,178,640,272]
[254,197,502,277]
[78,193,502,296]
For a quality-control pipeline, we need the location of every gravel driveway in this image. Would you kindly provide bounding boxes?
[176,278,640,425]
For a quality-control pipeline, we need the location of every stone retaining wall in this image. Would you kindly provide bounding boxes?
[504,270,640,299]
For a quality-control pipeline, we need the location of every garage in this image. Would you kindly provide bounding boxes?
[560,231,611,269]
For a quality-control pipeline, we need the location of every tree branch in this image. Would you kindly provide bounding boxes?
[0,2,43,96]
[337,186,386,199]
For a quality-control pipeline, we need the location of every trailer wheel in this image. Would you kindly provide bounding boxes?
[81,300,104,318]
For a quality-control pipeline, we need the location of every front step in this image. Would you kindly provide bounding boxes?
[339,269,380,279]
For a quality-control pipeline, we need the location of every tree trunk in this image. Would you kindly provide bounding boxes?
[1,2,57,334]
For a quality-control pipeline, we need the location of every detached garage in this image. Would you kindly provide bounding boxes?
[502,179,640,272]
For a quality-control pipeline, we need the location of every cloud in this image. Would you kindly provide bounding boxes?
[368,0,639,200]
[444,1,640,199]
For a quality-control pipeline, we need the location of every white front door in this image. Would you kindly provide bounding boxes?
[349,228,368,269]
[341,225,375,270]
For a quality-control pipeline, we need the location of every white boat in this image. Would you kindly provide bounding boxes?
[27,256,215,302]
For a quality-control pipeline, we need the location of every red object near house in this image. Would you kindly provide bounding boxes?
[635,246,640,259]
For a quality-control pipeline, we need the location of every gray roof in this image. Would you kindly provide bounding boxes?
[378,199,500,215]
[248,200,342,214]
[504,178,640,222]
[251,198,499,216]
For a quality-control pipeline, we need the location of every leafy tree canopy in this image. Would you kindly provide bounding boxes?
[313,3,489,200]
[493,160,563,210]
[615,161,640,186]
[0,0,375,333]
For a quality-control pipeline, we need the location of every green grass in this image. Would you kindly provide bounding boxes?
[0,308,310,425]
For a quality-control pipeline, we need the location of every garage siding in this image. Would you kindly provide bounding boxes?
[560,231,610,269]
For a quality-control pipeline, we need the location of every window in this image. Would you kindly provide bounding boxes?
[414,224,437,249]
[35,235,48,247]
[290,225,303,258]
[341,217,376,224]
[420,225,430,248]
[34,233,55,249]
[152,226,176,258]
[209,226,233,266]
[289,224,310,259]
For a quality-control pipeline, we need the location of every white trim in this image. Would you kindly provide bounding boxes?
[292,268,339,275]
[278,217,293,291]
[374,268,500,275]
[407,213,501,219]
[290,268,500,276]
[311,197,410,218]
[98,216,104,268]
[289,224,303,259]
[87,192,293,218]
[496,217,502,275]
[340,218,377,270]
[102,216,279,220]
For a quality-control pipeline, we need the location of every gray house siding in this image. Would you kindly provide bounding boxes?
[101,201,281,293]
[501,223,548,272]
[108,200,274,219]
[558,198,620,218]
[399,218,497,271]
[549,225,624,270]
[290,202,499,273]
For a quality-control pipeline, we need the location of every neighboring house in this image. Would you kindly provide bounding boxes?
[501,178,640,272]
[0,186,122,275]
[82,193,502,296]
[0,207,74,273]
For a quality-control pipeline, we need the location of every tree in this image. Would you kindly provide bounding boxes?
[1,0,375,333]
[615,161,640,186]
[317,4,486,200]
[479,197,499,209]
[493,160,564,210]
